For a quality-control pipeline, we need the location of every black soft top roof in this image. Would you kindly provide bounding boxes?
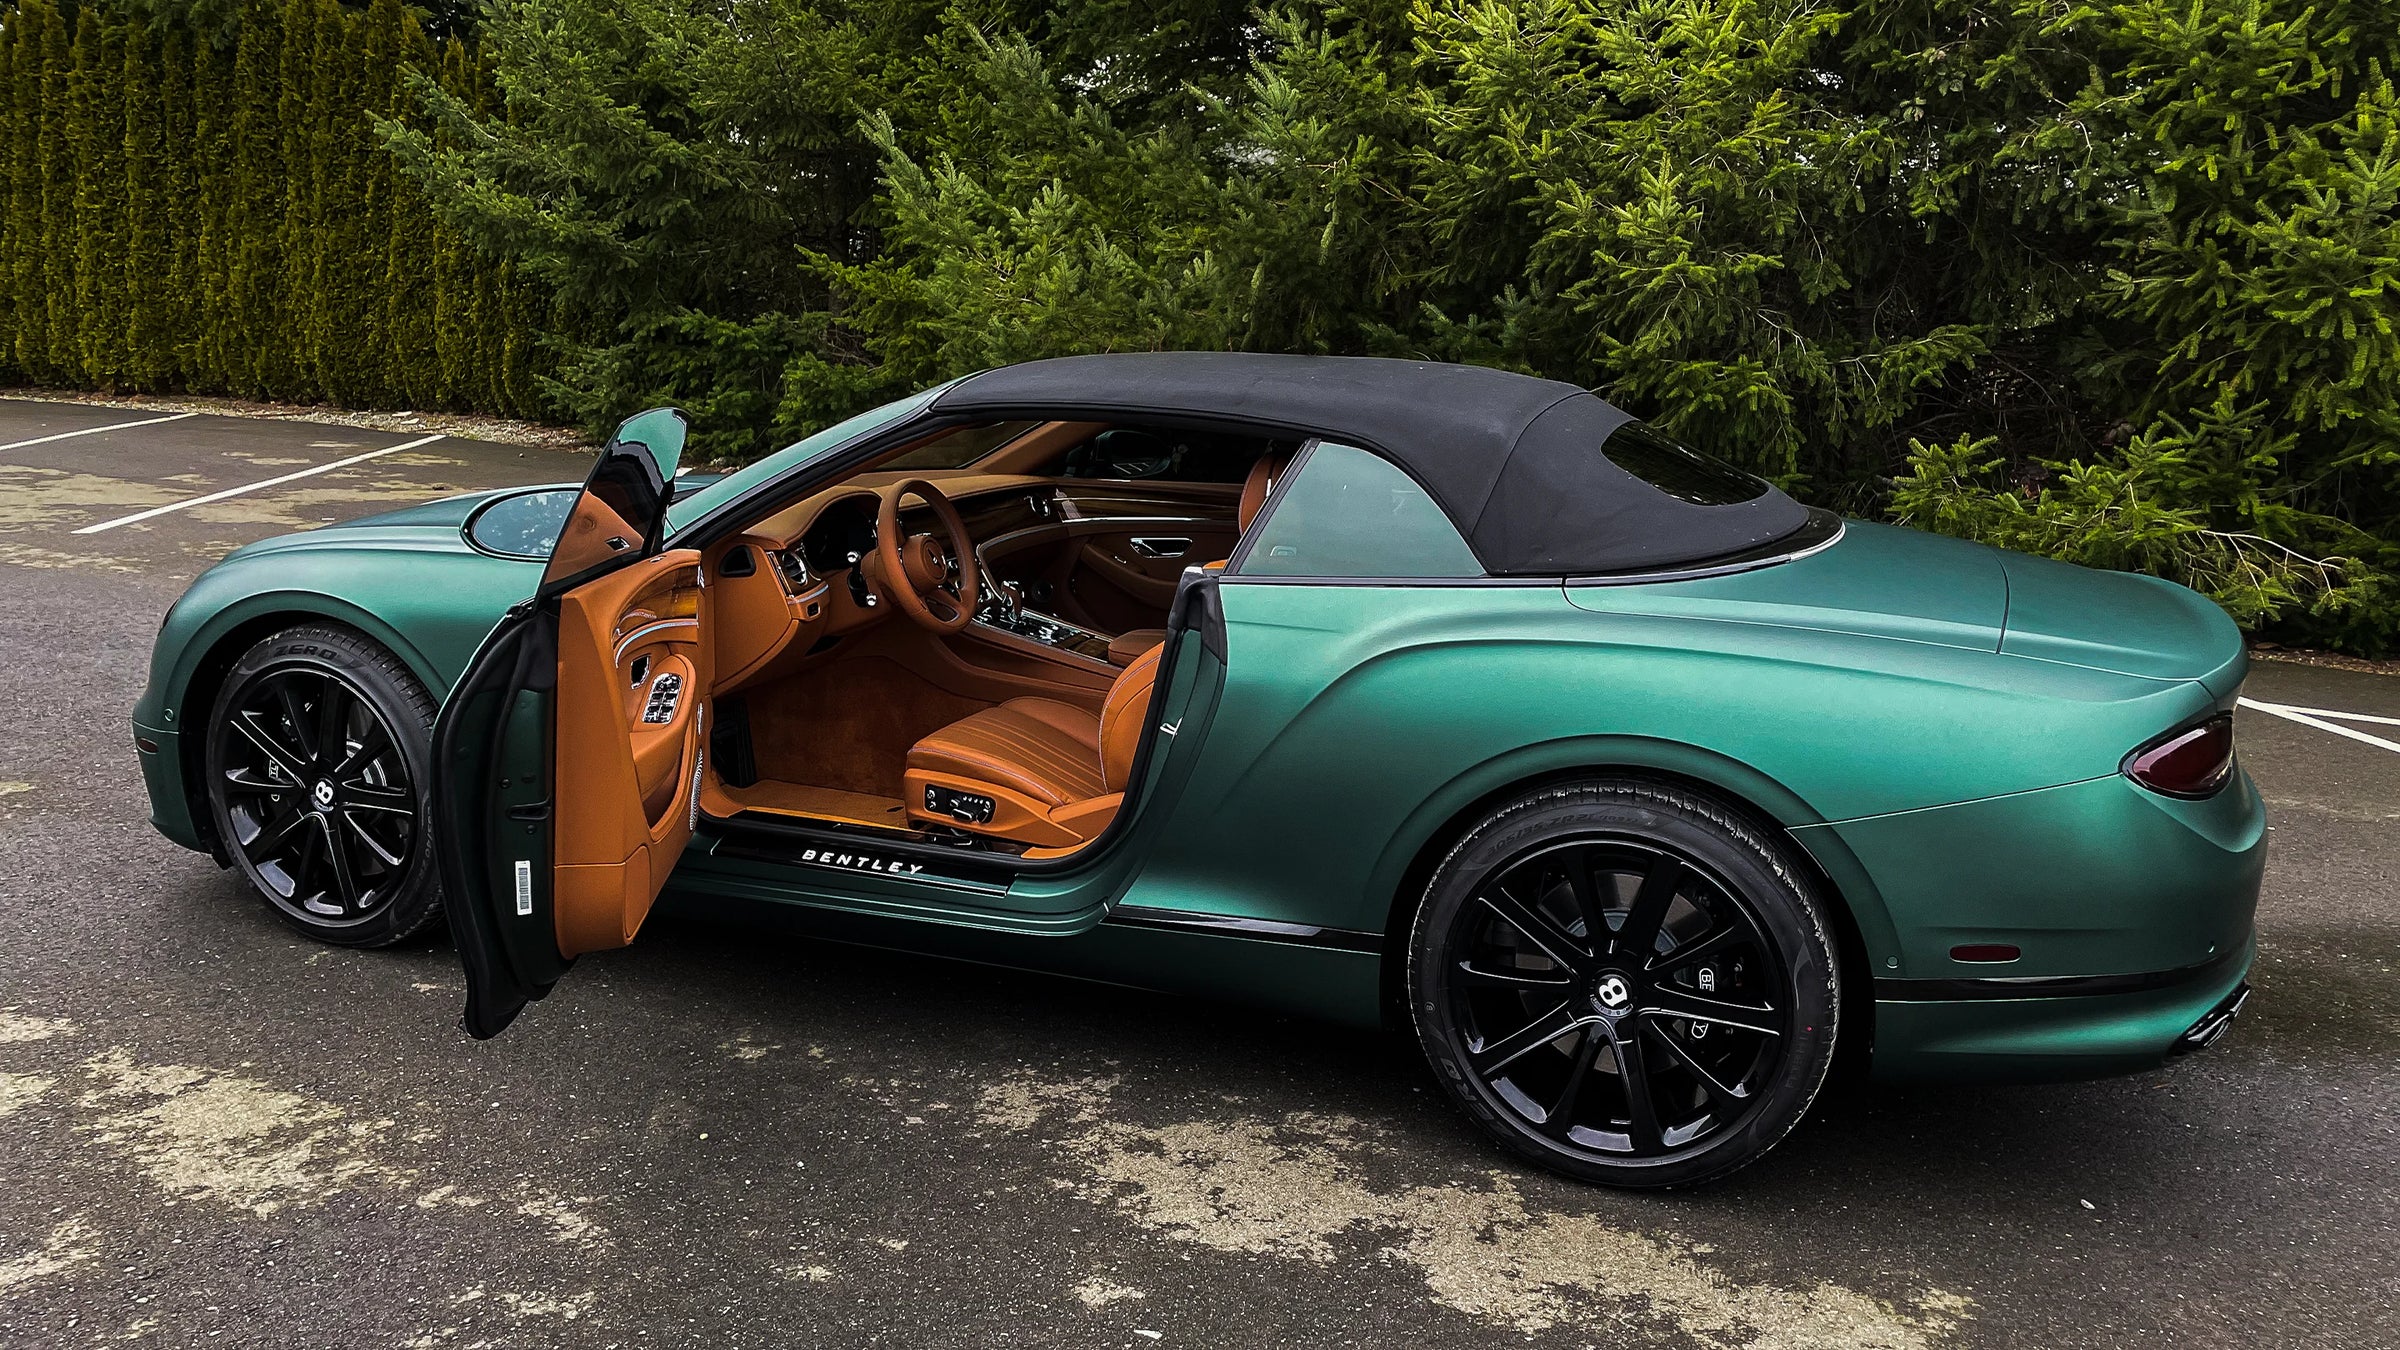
[935,352,1810,576]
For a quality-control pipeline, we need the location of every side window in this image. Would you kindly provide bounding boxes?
[1239,442,1483,578]
[1057,429,1263,483]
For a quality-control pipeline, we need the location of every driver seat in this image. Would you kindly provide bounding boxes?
[899,449,1283,848]
[902,644,1162,847]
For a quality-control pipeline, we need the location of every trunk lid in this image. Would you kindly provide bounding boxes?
[1995,551,2246,696]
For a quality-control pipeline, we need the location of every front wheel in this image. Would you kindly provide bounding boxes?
[1407,779,1840,1188]
[202,624,444,947]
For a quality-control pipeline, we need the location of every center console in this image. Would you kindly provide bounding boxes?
[972,579,1118,664]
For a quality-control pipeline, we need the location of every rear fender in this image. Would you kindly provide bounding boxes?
[1368,734,1904,969]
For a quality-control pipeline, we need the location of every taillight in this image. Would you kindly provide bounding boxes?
[2123,714,2235,798]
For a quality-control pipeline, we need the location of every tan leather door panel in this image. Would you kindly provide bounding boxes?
[1067,524,1237,632]
[552,550,709,957]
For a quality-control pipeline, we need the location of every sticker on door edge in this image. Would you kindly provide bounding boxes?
[514,859,534,916]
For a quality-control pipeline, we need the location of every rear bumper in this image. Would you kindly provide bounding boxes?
[1868,931,2256,1081]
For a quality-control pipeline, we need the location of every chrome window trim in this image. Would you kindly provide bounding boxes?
[613,618,699,664]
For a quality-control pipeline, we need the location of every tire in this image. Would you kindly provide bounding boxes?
[202,623,444,947]
[1407,778,1839,1189]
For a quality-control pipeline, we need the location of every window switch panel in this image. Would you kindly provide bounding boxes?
[641,671,683,725]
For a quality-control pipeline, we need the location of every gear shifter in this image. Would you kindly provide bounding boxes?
[980,579,1024,627]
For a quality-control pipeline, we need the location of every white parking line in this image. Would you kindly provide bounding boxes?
[71,433,448,535]
[0,410,197,453]
[2238,697,2400,755]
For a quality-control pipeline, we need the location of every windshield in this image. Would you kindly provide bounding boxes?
[881,419,1041,471]
[664,380,956,531]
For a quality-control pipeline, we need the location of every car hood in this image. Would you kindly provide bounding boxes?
[213,488,546,563]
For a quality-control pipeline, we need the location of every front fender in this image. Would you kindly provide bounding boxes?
[136,542,540,851]
[142,545,540,727]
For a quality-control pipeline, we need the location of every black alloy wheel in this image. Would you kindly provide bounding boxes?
[1409,779,1840,1188]
[204,624,444,946]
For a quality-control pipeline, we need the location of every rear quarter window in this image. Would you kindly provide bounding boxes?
[1239,442,1483,579]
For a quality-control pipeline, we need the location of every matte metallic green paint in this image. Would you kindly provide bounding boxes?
[134,495,546,850]
[136,397,2262,1083]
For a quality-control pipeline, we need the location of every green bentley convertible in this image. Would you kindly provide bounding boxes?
[134,354,2261,1187]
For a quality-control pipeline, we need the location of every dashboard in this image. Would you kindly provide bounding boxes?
[706,475,1241,696]
[790,496,885,580]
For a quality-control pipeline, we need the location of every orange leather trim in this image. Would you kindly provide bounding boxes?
[702,777,910,831]
[544,492,646,589]
[1046,792,1123,839]
[897,627,1163,844]
[1106,629,1166,666]
[706,534,798,693]
[905,697,1105,807]
[552,549,709,959]
[1237,452,1290,532]
[628,652,694,817]
[1099,645,1162,792]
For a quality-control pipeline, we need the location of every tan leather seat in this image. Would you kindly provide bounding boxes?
[1200,451,1289,573]
[1106,628,1166,666]
[903,645,1163,846]
[902,451,1281,847]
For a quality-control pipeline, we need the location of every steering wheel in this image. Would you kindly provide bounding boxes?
[875,478,980,635]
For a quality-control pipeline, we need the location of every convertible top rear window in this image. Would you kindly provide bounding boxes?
[1599,423,1772,506]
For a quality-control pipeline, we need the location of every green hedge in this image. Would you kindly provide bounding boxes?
[392,0,2400,655]
[0,0,540,413]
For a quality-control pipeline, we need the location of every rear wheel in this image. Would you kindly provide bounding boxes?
[1407,779,1839,1188]
[203,624,443,947]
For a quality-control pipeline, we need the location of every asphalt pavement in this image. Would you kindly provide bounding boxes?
[0,397,2394,1349]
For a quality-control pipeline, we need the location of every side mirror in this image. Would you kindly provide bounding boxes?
[538,407,691,594]
[611,406,687,483]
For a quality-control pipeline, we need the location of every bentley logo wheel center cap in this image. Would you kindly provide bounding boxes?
[1593,971,1633,1012]
[313,780,337,810]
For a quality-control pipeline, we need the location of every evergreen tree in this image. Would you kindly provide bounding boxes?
[0,12,18,379]
[188,19,235,388]
[37,2,77,382]
[1,0,2392,651]
[273,0,318,399]
[225,0,285,397]
[346,0,405,405]
[77,10,133,384]
[159,21,197,389]
[383,1,440,407]
[425,38,473,408]
[296,0,347,401]
[123,17,172,388]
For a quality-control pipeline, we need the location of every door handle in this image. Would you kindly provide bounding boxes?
[1129,537,1191,558]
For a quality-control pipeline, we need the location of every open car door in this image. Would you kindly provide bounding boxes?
[433,409,711,1038]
